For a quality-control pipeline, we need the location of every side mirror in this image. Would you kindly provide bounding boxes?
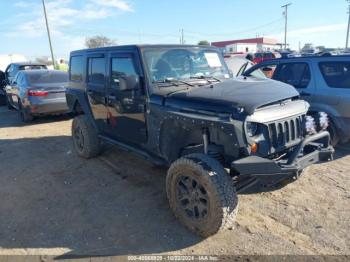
[119,75,140,91]
[262,67,273,72]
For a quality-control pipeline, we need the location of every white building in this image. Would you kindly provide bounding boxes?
[0,54,27,71]
[211,37,279,53]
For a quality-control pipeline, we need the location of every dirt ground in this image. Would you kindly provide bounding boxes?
[0,106,349,258]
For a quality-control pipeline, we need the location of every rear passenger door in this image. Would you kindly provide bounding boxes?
[316,60,350,118]
[273,62,314,103]
[7,73,22,108]
[86,54,109,133]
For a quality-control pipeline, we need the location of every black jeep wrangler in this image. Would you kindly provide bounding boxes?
[66,45,334,237]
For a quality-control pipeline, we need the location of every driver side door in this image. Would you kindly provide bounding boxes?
[105,52,147,145]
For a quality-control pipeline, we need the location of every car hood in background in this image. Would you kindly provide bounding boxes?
[166,77,299,115]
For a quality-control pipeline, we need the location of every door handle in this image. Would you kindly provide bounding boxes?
[300,91,311,96]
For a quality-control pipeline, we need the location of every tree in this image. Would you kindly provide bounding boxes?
[85,35,116,48]
[198,40,210,46]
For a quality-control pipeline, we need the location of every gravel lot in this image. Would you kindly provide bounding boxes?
[0,106,349,258]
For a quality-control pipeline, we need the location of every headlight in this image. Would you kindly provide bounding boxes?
[246,122,258,137]
[318,112,329,130]
[305,116,316,134]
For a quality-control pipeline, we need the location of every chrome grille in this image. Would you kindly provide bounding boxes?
[267,115,304,152]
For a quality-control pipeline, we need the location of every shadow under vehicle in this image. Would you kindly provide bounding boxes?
[66,44,334,237]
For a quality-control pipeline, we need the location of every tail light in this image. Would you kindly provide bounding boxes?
[28,90,49,97]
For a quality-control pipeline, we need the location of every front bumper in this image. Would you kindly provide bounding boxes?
[231,131,334,176]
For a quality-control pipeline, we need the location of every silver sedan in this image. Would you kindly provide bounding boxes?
[5,70,69,122]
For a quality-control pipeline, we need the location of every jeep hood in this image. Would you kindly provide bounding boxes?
[167,77,299,115]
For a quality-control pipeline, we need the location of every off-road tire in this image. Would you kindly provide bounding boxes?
[72,115,101,159]
[166,153,238,237]
[18,100,33,122]
[328,121,339,147]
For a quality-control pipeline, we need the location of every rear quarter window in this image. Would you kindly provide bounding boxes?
[319,62,350,89]
[19,65,47,70]
[70,56,84,82]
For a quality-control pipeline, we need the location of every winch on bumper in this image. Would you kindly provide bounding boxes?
[231,131,334,176]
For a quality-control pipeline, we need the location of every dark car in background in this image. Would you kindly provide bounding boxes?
[6,70,69,122]
[0,71,7,105]
[4,62,48,84]
[244,55,350,145]
[252,52,280,64]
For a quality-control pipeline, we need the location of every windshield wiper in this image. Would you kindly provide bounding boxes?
[153,78,195,87]
[190,75,221,83]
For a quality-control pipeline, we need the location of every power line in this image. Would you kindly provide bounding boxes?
[184,17,284,38]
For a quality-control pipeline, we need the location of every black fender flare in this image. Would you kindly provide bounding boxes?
[65,88,98,130]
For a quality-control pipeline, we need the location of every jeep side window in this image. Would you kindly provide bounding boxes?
[111,57,137,89]
[88,58,105,84]
[274,63,311,88]
[70,56,84,82]
[319,62,350,89]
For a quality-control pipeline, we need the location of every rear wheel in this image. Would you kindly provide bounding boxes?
[72,115,101,159]
[18,100,33,122]
[166,153,238,237]
[6,96,14,110]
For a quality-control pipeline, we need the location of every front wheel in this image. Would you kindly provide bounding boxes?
[166,153,238,237]
[72,115,101,159]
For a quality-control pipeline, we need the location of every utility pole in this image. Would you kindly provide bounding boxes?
[346,0,350,49]
[282,3,292,50]
[42,0,56,69]
[180,29,184,45]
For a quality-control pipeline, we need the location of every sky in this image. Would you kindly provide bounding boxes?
[0,0,348,59]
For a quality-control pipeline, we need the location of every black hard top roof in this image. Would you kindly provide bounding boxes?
[70,44,218,55]
[11,62,47,66]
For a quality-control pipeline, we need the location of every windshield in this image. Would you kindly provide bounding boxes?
[27,71,68,84]
[143,48,230,86]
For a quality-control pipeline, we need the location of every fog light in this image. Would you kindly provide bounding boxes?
[251,143,259,154]
[305,116,316,134]
[319,112,329,130]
